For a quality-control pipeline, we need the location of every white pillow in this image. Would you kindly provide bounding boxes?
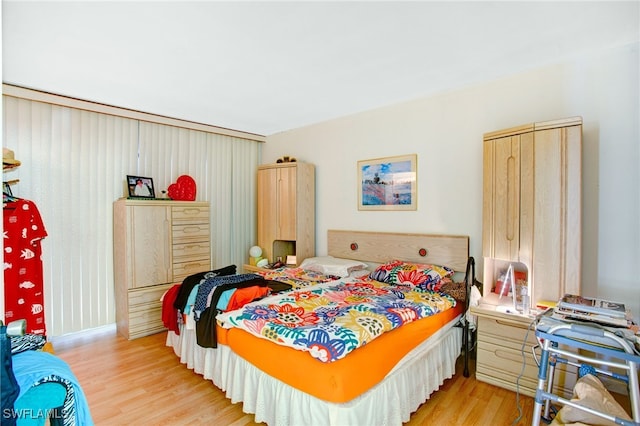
[349,269,372,278]
[300,256,368,278]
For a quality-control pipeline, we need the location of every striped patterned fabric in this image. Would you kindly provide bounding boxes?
[10,334,46,355]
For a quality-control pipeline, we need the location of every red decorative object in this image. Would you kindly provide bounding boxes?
[168,175,197,201]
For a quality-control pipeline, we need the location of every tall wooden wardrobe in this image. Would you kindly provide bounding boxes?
[256,162,315,266]
[472,116,583,397]
[481,116,582,303]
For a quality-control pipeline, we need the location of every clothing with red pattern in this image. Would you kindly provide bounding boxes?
[161,284,181,335]
[3,199,48,335]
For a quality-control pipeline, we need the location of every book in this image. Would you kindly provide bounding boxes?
[557,294,626,319]
[552,307,629,327]
[536,300,558,310]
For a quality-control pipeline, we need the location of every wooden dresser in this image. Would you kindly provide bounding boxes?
[113,199,211,339]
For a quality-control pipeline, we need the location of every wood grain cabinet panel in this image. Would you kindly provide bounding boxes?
[114,199,211,339]
[475,117,582,395]
[256,162,315,266]
[474,312,577,398]
[481,117,582,304]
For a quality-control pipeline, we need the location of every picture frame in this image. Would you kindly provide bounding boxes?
[357,154,417,211]
[126,175,156,199]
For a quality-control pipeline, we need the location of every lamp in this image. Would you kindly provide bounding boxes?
[249,246,263,266]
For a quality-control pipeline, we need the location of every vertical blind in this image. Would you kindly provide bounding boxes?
[3,94,260,337]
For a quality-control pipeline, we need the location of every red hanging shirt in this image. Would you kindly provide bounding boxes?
[3,199,48,335]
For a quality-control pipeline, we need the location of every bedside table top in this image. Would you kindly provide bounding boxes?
[471,292,541,324]
[243,264,265,273]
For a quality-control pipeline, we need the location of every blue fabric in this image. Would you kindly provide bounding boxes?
[14,381,66,426]
[215,289,236,311]
[11,351,93,426]
[578,364,597,378]
[184,282,235,314]
[184,284,200,315]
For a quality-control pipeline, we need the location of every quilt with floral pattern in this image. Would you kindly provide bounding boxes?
[217,277,456,363]
[252,266,340,289]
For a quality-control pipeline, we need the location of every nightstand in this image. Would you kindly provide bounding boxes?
[471,296,577,399]
[243,263,264,274]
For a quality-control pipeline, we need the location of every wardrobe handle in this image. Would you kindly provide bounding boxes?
[276,177,282,233]
[506,155,515,242]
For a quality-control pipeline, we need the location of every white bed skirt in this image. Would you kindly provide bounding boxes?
[166,316,462,426]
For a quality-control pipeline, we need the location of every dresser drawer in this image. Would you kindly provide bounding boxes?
[476,340,539,397]
[128,305,165,338]
[477,339,539,379]
[477,316,538,349]
[173,259,212,282]
[172,206,209,224]
[476,312,578,399]
[173,242,210,260]
[172,224,210,244]
[477,340,576,398]
[128,323,167,340]
[128,283,175,308]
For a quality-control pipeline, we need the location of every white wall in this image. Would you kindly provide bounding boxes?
[264,43,640,319]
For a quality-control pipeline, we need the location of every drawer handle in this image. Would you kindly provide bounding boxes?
[180,263,206,270]
[182,208,202,215]
[181,226,204,233]
[506,155,516,241]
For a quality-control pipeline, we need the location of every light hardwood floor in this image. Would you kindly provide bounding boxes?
[53,330,535,425]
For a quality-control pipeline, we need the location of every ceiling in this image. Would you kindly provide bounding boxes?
[2,1,638,136]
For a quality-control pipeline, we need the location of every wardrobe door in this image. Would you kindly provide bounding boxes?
[129,205,172,288]
[257,167,277,263]
[483,134,523,262]
[530,125,582,303]
[277,165,297,241]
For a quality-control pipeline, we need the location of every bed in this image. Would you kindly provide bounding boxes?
[165,230,477,425]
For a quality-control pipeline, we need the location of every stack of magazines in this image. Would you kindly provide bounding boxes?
[552,294,629,327]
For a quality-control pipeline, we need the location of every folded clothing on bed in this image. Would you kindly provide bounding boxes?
[195,276,293,348]
[193,273,263,318]
[172,265,237,313]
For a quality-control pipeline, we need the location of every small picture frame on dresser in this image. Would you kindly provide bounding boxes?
[127,175,155,199]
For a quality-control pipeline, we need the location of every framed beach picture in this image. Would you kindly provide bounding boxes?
[357,154,417,211]
[127,175,156,199]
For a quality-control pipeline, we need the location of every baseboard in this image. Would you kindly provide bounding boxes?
[49,323,117,349]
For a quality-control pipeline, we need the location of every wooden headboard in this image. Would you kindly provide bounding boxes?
[327,230,469,272]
